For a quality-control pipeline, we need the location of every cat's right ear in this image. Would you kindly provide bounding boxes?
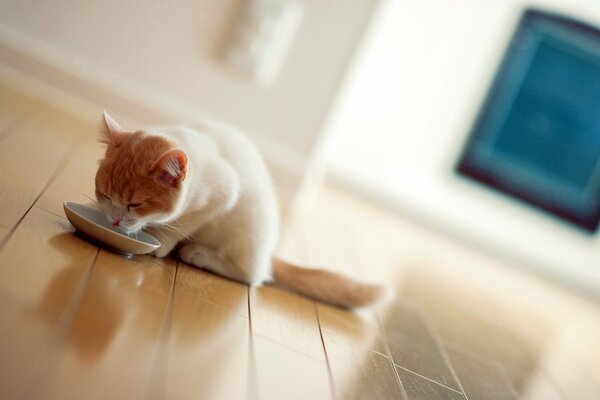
[152,150,188,188]
[100,111,128,148]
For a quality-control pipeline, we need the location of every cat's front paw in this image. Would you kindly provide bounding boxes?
[178,243,209,268]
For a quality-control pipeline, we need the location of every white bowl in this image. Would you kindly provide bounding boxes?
[63,202,161,256]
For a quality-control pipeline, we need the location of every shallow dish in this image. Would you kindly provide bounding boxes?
[63,202,161,256]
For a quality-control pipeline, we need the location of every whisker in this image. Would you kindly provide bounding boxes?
[146,223,193,241]
[82,193,99,205]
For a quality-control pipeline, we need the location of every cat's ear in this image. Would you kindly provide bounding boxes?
[152,149,188,187]
[100,111,128,147]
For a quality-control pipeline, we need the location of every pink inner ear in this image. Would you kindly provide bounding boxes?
[154,150,188,186]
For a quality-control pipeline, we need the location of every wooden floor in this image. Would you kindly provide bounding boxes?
[0,77,599,400]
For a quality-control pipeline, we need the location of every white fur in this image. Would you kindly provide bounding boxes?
[144,121,280,284]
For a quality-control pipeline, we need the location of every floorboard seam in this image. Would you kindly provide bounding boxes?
[375,311,409,399]
[417,308,470,399]
[251,331,326,363]
[315,302,338,400]
[394,364,465,395]
[246,286,261,400]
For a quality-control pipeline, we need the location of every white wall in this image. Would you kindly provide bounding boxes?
[0,0,377,197]
[321,0,600,295]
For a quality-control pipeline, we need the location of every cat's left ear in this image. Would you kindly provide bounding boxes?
[100,111,128,147]
[152,149,188,187]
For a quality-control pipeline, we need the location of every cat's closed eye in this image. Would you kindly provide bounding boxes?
[127,203,141,211]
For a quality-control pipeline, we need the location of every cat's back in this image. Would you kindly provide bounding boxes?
[147,122,265,176]
[146,121,277,203]
[140,121,280,258]
[191,120,264,170]
[188,121,280,240]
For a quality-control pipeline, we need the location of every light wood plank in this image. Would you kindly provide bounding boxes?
[446,347,516,400]
[0,83,40,137]
[0,206,97,305]
[327,347,404,400]
[317,304,386,355]
[0,104,89,231]
[0,207,97,399]
[249,285,325,361]
[0,226,8,243]
[150,264,249,400]
[30,251,176,400]
[380,301,461,391]
[317,304,403,400]
[172,264,248,317]
[253,335,332,400]
[0,297,72,400]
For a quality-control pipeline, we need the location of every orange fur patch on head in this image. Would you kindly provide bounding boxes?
[95,132,185,217]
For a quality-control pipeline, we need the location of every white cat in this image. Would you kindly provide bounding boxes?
[95,112,389,308]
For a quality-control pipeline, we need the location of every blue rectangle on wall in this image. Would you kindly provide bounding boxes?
[457,9,600,232]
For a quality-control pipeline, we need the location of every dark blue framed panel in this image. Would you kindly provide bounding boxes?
[457,9,600,232]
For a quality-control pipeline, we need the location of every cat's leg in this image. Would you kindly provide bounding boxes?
[178,243,264,284]
[178,243,232,279]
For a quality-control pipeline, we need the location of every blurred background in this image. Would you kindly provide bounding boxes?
[1,0,600,297]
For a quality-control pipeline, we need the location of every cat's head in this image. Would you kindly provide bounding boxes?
[95,112,188,234]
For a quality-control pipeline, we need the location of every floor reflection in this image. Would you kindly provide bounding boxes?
[155,263,249,400]
[34,235,176,366]
[377,260,600,400]
[32,253,124,364]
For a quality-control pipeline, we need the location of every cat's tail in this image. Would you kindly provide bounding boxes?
[271,258,392,308]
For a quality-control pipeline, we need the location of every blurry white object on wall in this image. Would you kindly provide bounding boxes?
[225,0,303,84]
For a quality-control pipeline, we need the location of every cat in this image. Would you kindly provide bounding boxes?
[95,112,390,308]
